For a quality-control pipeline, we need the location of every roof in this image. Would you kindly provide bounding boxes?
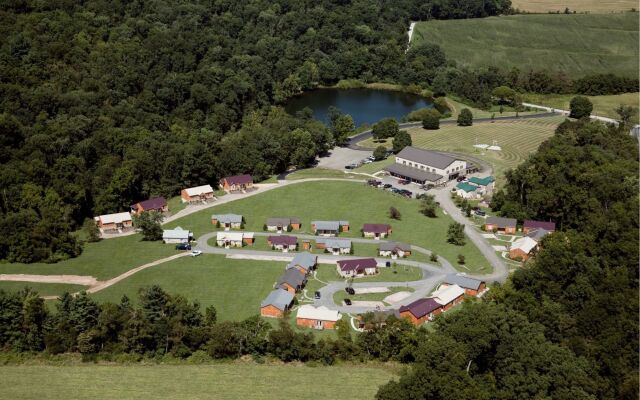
[511,237,538,254]
[432,284,465,305]
[162,226,191,240]
[395,146,460,169]
[96,212,132,224]
[378,241,412,252]
[296,305,341,322]
[383,163,443,182]
[456,182,477,193]
[486,216,517,228]
[131,197,167,211]
[261,289,294,310]
[337,258,377,272]
[222,174,253,185]
[316,238,352,248]
[212,214,243,224]
[312,220,348,231]
[444,274,484,291]
[266,217,300,226]
[468,176,495,186]
[184,185,214,196]
[287,252,317,270]
[277,268,306,288]
[216,231,253,241]
[526,228,550,241]
[268,235,298,246]
[362,223,391,234]
[523,220,556,231]
[399,298,442,319]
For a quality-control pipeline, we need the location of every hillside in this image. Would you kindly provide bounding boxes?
[412,13,639,78]
[511,0,637,13]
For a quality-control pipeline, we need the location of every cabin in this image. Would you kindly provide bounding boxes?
[181,185,215,204]
[509,236,538,261]
[220,174,254,193]
[276,268,307,294]
[296,305,341,330]
[431,284,465,311]
[162,227,193,244]
[383,146,467,184]
[362,223,392,239]
[455,182,479,199]
[315,238,352,255]
[522,220,556,235]
[215,232,254,248]
[260,289,295,318]
[211,214,243,230]
[336,258,378,278]
[442,274,486,297]
[94,212,133,233]
[130,197,168,215]
[267,235,298,252]
[399,298,444,326]
[526,228,551,241]
[286,252,317,275]
[265,217,301,232]
[378,242,412,258]
[484,216,517,234]
[468,176,496,194]
[311,220,349,236]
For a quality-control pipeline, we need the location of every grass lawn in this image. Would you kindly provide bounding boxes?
[523,92,639,124]
[0,282,88,297]
[510,0,637,13]
[285,168,365,180]
[333,286,415,306]
[443,97,540,120]
[166,181,491,272]
[354,158,394,174]
[0,363,396,400]
[91,254,284,322]
[315,263,423,284]
[167,196,187,214]
[0,235,178,280]
[412,13,639,78]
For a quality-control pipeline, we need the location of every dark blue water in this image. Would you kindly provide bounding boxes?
[284,88,433,126]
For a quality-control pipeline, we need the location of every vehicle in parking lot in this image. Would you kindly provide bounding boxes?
[383,183,392,189]
[314,291,321,299]
[456,176,467,182]
[474,210,486,216]
[345,164,357,169]
[367,155,376,161]
[175,243,192,251]
[345,287,355,295]
[362,159,372,164]
[398,179,410,185]
[190,250,202,257]
[344,299,352,306]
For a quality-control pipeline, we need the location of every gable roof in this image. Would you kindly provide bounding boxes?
[312,220,348,231]
[399,298,442,319]
[526,228,550,241]
[383,163,443,182]
[216,231,253,241]
[468,176,495,186]
[395,146,460,169]
[261,289,294,310]
[222,174,253,185]
[287,252,317,271]
[266,217,300,227]
[162,226,191,240]
[131,197,167,211]
[378,241,412,252]
[95,212,132,224]
[337,258,377,272]
[212,214,243,224]
[456,182,477,193]
[432,284,465,305]
[184,185,214,196]
[511,236,538,254]
[268,235,297,246]
[444,274,484,291]
[485,216,517,228]
[523,220,556,231]
[316,238,352,248]
[362,223,391,234]
[277,268,306,288]
[296,305,341,322]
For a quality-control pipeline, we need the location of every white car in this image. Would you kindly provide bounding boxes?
[190,250,203,257]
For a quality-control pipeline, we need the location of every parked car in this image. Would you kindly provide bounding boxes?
[345,287,355,295]
[175,243,192,251]
[345,164,357,169]
[344,299,352,306]
[190,250,202,257]
[362,159,372,164]
[383,183,393,189]
[474,210,486,216]
[398,179,410,185]
[314,291,321,299]
[385,261,391,267]
[367,155,376,161]
[456,176,467,182]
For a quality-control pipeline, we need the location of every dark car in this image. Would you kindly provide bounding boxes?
[475,210,486,216]
[345,164,356,169]
[344,299,352,306]
[345,287,355,295]
[398,179,410,185]
[314,291,321,299]
[383,183,393,189]
[175,243,191,250]
[456,176,467,182]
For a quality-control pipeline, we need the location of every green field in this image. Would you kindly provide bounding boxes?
[523,92,639,123]
[0,363,395,400]
[316,263,423,284]
[0,282,88,297]
[333,286,414,306]
[359,116,564,182]
[285,168,365,180]
[511,0,637,13]
[412,13,639,78]
[165,181,491,272]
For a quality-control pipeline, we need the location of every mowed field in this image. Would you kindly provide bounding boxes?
[0,363,396,400]
[411,13,639,78]
[511,0,637,13]
[524,92,640,123]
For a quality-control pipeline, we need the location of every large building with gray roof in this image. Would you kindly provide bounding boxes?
[384,146,467,184]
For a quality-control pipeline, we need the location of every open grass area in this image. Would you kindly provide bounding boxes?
[0,235,177,280]
[511,0,637,13]
[333,286,414,306]
[91,254,284,322]
[443,97,540,120]
[358,116,564,183]
[285,168,365,180]
[315,263,423,284]
[0,363,395,400]
[523,92,639,123]
[165,181,491,272]
[412,13,639,78]
[0,282,88,297]
[167,196,187,214]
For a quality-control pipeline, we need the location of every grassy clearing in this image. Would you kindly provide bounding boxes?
[0,282,88,297]
[165,181,491,272]
[412,13,639,78]
[523,92,639,123]
[0,363,395,400]
[285,168,365,180]
[167,196,187,214]
[315,263,423,284]
[91,254,284,322]
[333,286,415,306]
[358,116,564,183]
[511,0,638,13]
[443,97,540,120]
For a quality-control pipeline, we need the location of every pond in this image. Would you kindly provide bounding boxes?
[284,88,433,126]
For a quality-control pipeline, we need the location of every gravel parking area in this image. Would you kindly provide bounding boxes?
[316,147,372,170]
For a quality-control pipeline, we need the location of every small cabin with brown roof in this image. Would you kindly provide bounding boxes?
[220,174,253,193]
[260,289,295,318]
[130,197,168,215]
[522,220,556,235]
[399,298,443,326]
[266,217,301,232]
[94,212,133,233]
[442,274,486,297]
[336,258,378,278]
[362,223,392,239]
[181,185,215,204]
[267,235,298,252]
[484,216,517,234]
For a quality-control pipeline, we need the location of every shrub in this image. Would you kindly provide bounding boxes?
[373,145,387,160]
[457,254,466,264]
[421,109,441,130]
[430,253,438,263]
[569,96,593,119]
[457,108,473,126]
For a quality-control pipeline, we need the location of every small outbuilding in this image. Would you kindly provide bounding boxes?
[211,214,243,230]
[362,223,392,239]
[267,235,298,252]
[311,220,349,236]
[378,242,412,258]
[265,217,301,232]
[336,258,378,278]
[455,182,479,199]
